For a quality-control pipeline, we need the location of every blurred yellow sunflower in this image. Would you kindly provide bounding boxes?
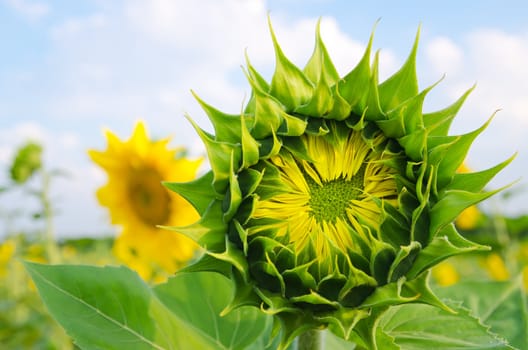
[483,253,510,281]
[431,261,460,286]
[0,239,16,277]
[89,121,201,281]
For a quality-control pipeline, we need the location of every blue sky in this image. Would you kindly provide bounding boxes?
[1,0,527,238]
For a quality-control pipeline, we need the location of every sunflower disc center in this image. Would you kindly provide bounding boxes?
[128,168,171,226]
[307,165,366,224]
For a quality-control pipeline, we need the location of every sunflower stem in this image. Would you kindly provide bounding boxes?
[297,329,323,350]
[41,171,60,264]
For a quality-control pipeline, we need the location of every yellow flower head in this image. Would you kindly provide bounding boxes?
[89,121,201,280]
[165,20,514,348]
[250,130,397,269]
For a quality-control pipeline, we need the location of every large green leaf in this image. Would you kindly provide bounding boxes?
[378,302,512,349]
[24,262,218,350]
[436,278,528,350]
[154,271,271,350]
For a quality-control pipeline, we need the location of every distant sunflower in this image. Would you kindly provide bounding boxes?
[89,121,201,281]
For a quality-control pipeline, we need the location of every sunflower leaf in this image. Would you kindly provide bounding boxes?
[379,301,513,349]
[24,262,219,350]
[436,277,528,350]
[154,271,272,350]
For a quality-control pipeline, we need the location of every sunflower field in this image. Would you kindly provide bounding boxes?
[2,19,528,350]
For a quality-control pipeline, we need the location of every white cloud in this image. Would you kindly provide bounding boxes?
[50,13,106,40]
[464,29,528,126]
[425,36,463,75]
[4,0,49,20]
[125,0,271,67]
[426,29,528,126]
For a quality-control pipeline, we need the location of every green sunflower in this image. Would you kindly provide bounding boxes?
[165,20,514,349]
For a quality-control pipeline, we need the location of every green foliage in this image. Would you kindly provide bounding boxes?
[24,254,528,349]
[437,278,528,350]
[154,272,272,350]
[376,302,512,349]
[9,142,43,184]
[24,262,220,349]
[24,263,282,350]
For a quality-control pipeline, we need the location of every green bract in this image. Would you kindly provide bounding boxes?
[165,20,513,348]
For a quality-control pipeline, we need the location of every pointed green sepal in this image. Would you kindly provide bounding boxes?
[446,153,517,193]
[268,18,314,111]
[378,26,420,111]
[338,28,373,110]
[208,237,250,281]
[303,18,340,86]
[240,114,261,169]
[192,91,242,143]
[363,51,384,120]
[423,85,475,137]
[244,72,284,139]
[387,241,421,283]
[429,115,495,189]
[185,116,240,192]
[221,268,261,316]
[430,184,512,236]
[321,308,371,342]
[294,71,334,117]
[407,224,490,279]
[277,112,308,136]
[360,277,420,309]
[223,153,243,222]
[163,171,216,216]
[160,199,226,251]
[178,253,232,278]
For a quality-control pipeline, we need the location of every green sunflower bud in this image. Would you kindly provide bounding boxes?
[10,142,43,184]
[164,19,514,348]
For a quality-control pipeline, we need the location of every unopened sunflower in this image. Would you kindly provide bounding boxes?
[165,21,513,347]
[89,121,201,281]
